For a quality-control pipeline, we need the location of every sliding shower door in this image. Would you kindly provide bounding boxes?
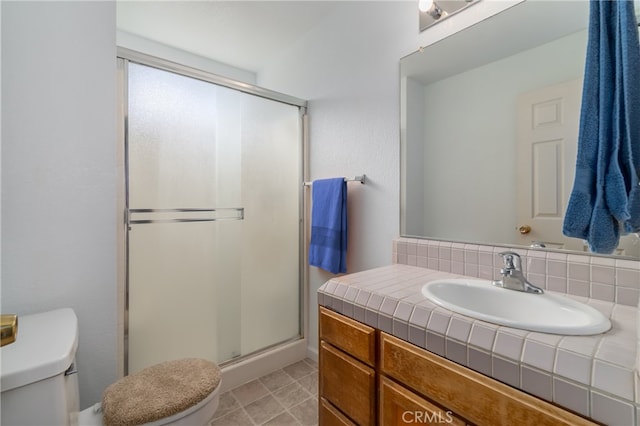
[123,59,304,374]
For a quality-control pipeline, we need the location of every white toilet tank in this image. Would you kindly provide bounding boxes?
[1,308,80,425]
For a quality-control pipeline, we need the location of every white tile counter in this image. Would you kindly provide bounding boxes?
[318,263,639,425]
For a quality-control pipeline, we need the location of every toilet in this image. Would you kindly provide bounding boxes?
[0,308,221,426]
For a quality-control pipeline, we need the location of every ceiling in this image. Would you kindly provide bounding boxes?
[116,1,341,73]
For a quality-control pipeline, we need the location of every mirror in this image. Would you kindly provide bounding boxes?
[400,0,640,259]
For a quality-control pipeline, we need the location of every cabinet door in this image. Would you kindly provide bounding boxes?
[319,306,376,366]
[380,332,596,426]
[320,397,357,426]
[320,341,376,425]
[380,376,468,425]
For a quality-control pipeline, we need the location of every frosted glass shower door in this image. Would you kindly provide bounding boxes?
[126,62,301,374]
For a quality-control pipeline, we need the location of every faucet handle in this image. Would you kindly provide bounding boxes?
[498,251,521,269]
[495,251,543,294]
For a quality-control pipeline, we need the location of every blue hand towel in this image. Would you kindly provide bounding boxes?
[308,178,347,274]
[563,0,640,253]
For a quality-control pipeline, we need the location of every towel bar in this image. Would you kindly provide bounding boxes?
[303,175,366,187]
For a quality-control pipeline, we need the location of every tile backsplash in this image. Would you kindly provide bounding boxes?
[393,238,640,307]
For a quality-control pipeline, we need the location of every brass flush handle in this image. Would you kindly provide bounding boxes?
[519,225,532,235]
[1,314,18,347]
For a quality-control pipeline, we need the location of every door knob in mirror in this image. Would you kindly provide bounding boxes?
[519,225,532,234]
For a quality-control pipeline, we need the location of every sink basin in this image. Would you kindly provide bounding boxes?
[422,279,611,335]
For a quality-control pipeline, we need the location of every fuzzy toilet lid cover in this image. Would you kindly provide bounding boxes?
[102,357,221,426]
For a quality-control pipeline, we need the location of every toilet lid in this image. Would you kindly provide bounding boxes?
[101,358,221,426]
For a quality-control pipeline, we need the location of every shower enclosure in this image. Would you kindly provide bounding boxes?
[118,51,306,375]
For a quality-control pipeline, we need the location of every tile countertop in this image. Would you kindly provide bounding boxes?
[318,264,639,426]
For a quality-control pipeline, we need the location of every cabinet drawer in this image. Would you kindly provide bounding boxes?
[380,376,467,425]
[320,397,357,426]
[380,332,596,426]
[320,341,376,425]
[319,306,376,366]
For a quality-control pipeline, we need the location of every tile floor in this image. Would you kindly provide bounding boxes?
[210,358,318,426]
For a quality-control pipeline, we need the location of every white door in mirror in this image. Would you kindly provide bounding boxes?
[516,79,582,251]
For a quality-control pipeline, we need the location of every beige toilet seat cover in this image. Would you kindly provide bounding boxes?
[102,358,221,426]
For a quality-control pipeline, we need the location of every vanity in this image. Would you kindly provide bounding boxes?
[318,238,640,425]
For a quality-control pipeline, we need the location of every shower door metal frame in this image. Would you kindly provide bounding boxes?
[117,49,308,375]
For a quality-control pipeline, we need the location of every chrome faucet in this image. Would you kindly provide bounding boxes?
[493,251,543,294]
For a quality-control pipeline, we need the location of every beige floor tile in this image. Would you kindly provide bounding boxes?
[289,397,318,426]
[296,373,318,396]
[273,381,312,409]
[303,358,318,369]
[283,360,315,380]
[262,411,301,425]
[260,369,294,392]
[210,407,253,426]
[212,392,241,420]
[244,394,286,425]
[232,379,270,407]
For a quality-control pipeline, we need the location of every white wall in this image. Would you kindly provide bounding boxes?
[259,2,412,357]
[258,0,520,358]
[117,30,257,85]
[1,2,118,407]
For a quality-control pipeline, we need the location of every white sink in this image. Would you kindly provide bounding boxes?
[421,279,611,335]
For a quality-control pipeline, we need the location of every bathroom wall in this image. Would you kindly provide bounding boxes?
[1,2,118,407]
[117,30,257,85]
[258,2,413,358]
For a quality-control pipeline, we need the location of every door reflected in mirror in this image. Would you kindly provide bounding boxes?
[400,0,640,259]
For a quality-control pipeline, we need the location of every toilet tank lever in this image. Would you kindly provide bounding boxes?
[64,362,78,376]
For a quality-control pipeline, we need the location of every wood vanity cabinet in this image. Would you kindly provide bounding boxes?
[319,307,376,425]
[319,306,598,426]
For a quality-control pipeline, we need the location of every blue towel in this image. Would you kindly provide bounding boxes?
[563,0,640,253]
[308,178,347,274]
[619,1,640,233]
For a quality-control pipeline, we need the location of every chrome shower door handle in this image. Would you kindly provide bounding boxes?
[127,207,245,225]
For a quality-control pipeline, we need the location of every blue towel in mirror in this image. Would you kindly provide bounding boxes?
[619,3,640,234]
[308,178,347,274]
[563,0,640,253]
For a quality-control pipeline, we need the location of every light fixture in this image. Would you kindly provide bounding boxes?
[419,0,479,32]
[418,0,432,12]
[418,0,443,19]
